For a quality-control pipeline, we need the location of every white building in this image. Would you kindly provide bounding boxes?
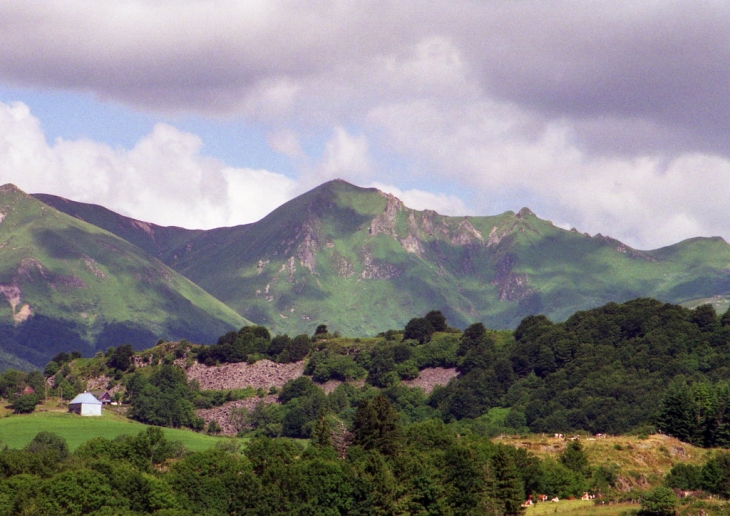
[68,391,103,416]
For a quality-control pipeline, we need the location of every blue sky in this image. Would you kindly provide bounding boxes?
[2,1,730,249]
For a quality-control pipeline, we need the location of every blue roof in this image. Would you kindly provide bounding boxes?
[69,392,102,405]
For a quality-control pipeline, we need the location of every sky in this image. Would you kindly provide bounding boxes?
[1,1,729,249]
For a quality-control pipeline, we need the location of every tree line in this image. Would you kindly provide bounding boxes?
[0,399,615,516]
[20,298,730,445]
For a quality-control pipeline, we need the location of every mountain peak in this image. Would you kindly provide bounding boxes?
[0,184,29,197]
[516,207,535,219]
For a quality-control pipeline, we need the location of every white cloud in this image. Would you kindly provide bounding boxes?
[223,167,297,225]
[367,98,730,249]
[266,129,304,160]
[369,182,472,217]
[0,101,296,229]
[5,99,730,250]
[305,127,372,188]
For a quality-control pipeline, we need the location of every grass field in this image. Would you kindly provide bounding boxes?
[525,499,640,515]
[0,408,235,452]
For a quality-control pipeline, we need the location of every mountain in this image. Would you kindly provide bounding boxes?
[0,184,249,370]
[34,179,730,337]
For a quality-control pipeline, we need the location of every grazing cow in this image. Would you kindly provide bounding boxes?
[537,494,548,502]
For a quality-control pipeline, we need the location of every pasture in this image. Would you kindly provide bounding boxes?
[525,499,638,515]
[0,409,234,452]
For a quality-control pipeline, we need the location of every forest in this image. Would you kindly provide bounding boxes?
[6,407,730,515]
[114,299,730,446]
[3,298,730,514]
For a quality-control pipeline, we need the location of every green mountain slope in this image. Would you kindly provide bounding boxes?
[35,179,730,337]
[0,184,249,370]
[32,193,203,260]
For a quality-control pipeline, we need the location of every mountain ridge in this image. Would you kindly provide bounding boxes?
[0,184,250,370]
[31,179,730,338]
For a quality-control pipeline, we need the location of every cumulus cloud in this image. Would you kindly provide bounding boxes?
[0,101,296,228]
[316,127,371,182]
[266,130,305,160]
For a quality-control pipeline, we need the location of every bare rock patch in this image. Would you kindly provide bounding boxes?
[186,360,305,391]
[403,367,459,393]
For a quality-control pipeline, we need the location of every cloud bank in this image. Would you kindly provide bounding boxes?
[2,1,730,248]
[0,101,297,228]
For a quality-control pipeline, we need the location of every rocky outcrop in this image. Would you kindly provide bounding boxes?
[196,395,278,435]
[295,220,319,272]
[360,255,403,280]
[403,367,459,393]
[492,253,533,301]
[451,219,484,246]
[185,360,305,391]
[369,193,403,237]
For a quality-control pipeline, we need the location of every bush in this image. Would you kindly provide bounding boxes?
[12,393,38,414]
[639,486,677,515]
[24,431,69,459]
[403,317,435,344]
[279,377,318,404]
[413,335,458,368]
[307,352,367,382]
[43,361,59,378]
[278,334,311,363]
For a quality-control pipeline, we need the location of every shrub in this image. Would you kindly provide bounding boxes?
[12,393,38,414]
[24,431,69,459]
[639,486,677,515]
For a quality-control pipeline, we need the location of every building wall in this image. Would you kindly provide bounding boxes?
[69,403,102,416]
[81,403,102,416]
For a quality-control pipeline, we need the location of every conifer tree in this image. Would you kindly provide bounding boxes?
[312,410,333,448]
[352,395,403,456]
[560,440,589,477]
[493,447,526,516]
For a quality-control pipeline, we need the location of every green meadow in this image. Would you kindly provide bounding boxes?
[0,410,235,452]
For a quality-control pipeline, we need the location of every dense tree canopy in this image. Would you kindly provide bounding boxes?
[125,365,201,429]
[7,299,730,513]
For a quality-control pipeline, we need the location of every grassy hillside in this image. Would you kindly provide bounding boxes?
[32,193,204,260]
[499,433,713,485]
[168,180,730,335]
[0,184,249,369]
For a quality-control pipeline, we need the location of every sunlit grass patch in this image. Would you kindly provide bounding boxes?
[0,410,236,452]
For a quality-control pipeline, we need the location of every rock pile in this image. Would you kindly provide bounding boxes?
[185,360,305,391]
[403,367,459,393]
[196,395,278,435]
